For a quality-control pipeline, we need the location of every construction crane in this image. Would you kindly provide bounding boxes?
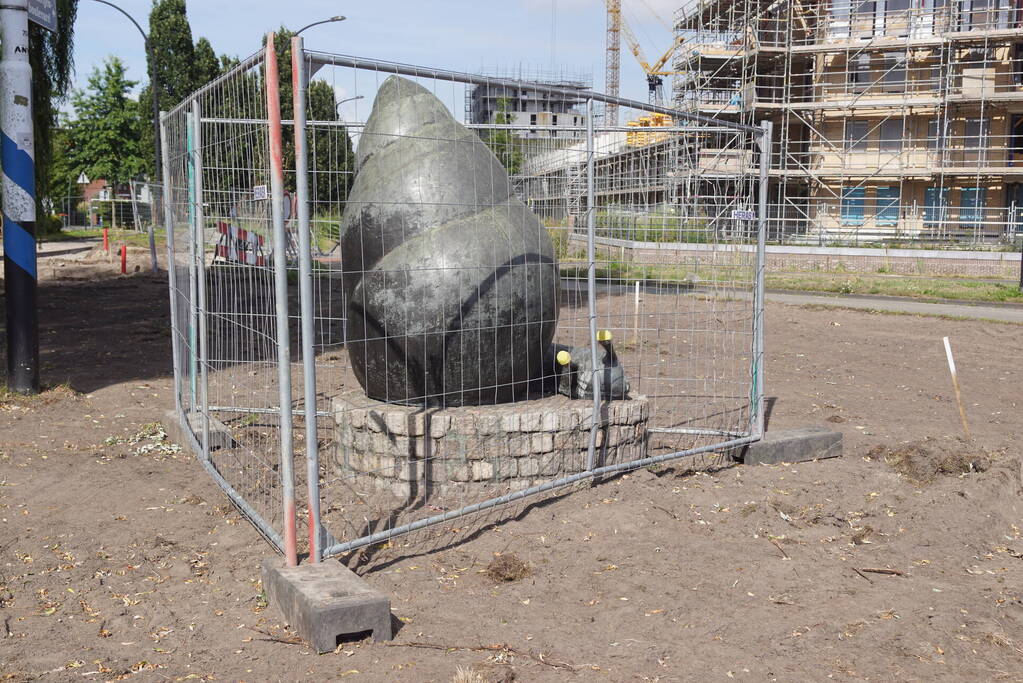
[605,0,621,126]
[605,0,683,106]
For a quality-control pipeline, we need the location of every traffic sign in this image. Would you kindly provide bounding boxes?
[28,0,57,33]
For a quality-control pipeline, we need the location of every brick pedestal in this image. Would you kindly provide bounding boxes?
[331,392,649,499]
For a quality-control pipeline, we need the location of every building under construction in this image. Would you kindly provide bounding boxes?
[673,0,1023,243]
[467,67,592,139]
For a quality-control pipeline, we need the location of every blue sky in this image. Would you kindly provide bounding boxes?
[70,0,678,111]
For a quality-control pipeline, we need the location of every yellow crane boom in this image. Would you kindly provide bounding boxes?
[605,0,683,105]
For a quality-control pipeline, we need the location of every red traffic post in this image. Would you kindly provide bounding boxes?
[103,227,109,252]
[120,244,127,274]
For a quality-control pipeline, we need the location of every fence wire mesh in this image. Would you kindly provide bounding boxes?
[162,37,767,566]
[297,50,766,564]
[162,49,294,553]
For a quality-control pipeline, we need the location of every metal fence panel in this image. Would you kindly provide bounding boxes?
[161,46,293,555]
[293,49,766,563]
[163,37,768,566]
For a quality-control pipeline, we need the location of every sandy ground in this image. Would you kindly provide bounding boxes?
[1,257,1021,682]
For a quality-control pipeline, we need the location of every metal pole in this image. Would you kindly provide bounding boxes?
[191,101,211,462]
[291,36,322,563]
[146,36,160,273]
[585,98,602,471]
[1,0,40,394]
[304,52,761,134]
[159,111,183,418]
[185,112,198,413]
[86,1,161,177]
[265,33,299,567]
[86,1,159,272]
[754,121,772,439]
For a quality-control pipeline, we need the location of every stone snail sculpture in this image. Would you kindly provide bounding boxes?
[339,75,560,407]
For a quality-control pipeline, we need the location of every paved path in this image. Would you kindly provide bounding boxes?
[767,290,1023,324]
[0,238,98,260]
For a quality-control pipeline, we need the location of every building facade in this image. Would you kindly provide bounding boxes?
[467,68,591,140]
[673,0,1023,244]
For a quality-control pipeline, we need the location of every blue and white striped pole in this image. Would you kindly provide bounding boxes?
[1,0,40,393]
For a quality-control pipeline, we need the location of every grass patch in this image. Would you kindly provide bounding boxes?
[788,302,1022,325]
[559,259,747,286]
[767,272,1023,303]
[868,438,993,484]
[0,382,80,411]
[43,227,166,249]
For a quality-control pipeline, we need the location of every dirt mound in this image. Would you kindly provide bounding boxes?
[869,437,996,483]
[485,553,532,582]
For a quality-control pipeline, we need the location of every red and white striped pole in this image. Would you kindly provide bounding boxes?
[265,33,298,567]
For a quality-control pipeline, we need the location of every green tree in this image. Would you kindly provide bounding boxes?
[47,125,79,204]
[31,0,78,234]
[40,124,81,227]
[66,58,145,187]
[138,0,196,175]
[265,28,356,207]
[192,37,220,90]
[147,0,195,109]
[484,97,524,175]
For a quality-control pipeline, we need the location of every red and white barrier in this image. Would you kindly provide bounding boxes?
[215,221,266,266]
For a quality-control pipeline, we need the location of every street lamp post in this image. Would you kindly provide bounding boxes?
[88,0,160,273]
[335,94,364,114]
[295,15,346,35]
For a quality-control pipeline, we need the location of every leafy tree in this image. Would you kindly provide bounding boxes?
[65,58,145,187]
[31,0,78,233]
[192,37,220,90]
[138,0,197,175]
[147,0,195,109]
[484,97,524,175]
[266,28,356,207]
[47,125,79,201]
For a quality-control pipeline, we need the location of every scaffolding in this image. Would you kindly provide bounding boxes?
[674,0,1023,245]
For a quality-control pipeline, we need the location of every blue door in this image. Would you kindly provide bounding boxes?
[923,187,949,225]
[841,187,865,225]
[959,187,986,226]
[875,186,900,226]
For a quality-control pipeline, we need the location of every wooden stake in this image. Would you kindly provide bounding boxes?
[632,281,640,345]
[943,336,971,440]
[860,567,905,576]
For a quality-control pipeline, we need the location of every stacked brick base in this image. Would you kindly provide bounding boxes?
[331,391,650,499]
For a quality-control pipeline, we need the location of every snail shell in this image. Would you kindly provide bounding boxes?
[340,76,559,406]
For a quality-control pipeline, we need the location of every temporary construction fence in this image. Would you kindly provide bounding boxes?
[161,34,769,567]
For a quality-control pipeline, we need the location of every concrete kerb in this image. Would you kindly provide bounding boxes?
[731,426,843,465]
[161,408,236,452]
